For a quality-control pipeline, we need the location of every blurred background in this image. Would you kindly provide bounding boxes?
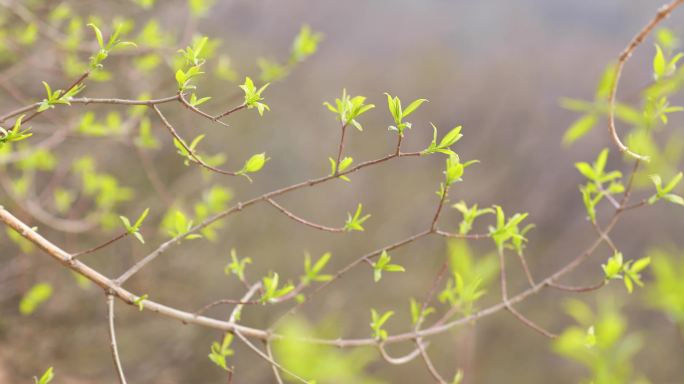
[1,0,683,383]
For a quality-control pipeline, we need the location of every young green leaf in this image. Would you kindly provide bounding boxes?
[20,283,53,315]
[0,115,32,146]
[323,89,375,130]
[409,298,435,326]
[225,249,252,281]
[301,252,333,285]
[372,250,405,282]
[260,272,295,303]
[344,203,371,232]
[208,333,234,371]
[134,294,149,311]
[237,153,269,182]
[370,309,394,341]
[648,172,684,206]
[422,123,463,156]
[240,76,270,116]
[34,367,54,384]
[384,92,427,136]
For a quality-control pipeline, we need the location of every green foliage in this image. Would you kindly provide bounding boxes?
[72,156,133,215]
[236,152,269,182]
[290,25,323,64]
[134,294,148,311]
[134,117,159,149]
[119,208,150,244]
[344,203,370,232]
[20,283,53,315]
[176,65,204,92]
[372,250,405,282]
[194,186,233,240]
[602,252,651,293]
[576,149,624,223]
[0,115,32,146]
[553,296,645,383]
[409,298,435,327]
[174,134,206,166]
[225,248,252,281]
[37,81,84,112]
[208,333,234,371]
[369,309,393,341]
[77,111,123,137]
[653,43,683,81]
[646,248,684,328]
[163,209,202,241]
[34,367,54,384]
[647,172,684,205]
[273,317,379,383]
[87,23,136,69]
[422,124,462,156]
[439,240,495,316]
[240,77,270,116]
[384,93,427,136]
[323,89,375,131]
[444,154,477,186]
[188,93,211,107]
[188,0,216,17]
[488,205,532,254]
[301,252,333,285]
[561,63,616,145]
[451,201,494,235]
[329,156,353,181]
[261,272,295,304]
[438,272,485,316]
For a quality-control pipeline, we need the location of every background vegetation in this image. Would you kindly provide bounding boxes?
[1,1,683,383]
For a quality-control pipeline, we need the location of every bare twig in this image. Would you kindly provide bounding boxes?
[71,232,129,259]
[266,198,345,232]
[107,295,128,384]
[377,342,424,365]
[607,0,684,159]
[415,340,448,384]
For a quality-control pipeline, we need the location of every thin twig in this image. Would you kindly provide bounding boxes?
[234,331,309,384]
[546,280,606,293]
[377,342,424,365]
[415,340,448,384]
[266,198,344,232]
[107,295,128,384]
[607,0,684,159]
[71,232,129,259]
[178,92,231,127]
[151,105,239,176]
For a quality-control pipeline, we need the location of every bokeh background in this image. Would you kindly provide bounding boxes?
[1,0,683,383]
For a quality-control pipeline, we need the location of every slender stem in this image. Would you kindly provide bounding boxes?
[233,331,309,384]
[265,341,284,384]
[516,252,536,288]
[415,340,448,384]
[607,0,684,159]
[430,187,449,231]
[151,105,239,176]
[178,92,231,127]
[71,232,128,259]
[214,104,247,121]
[194,298,260,317]
[334,122,349,172]
[266,198,344,232]
[546,280,606,293]
[377,343,424,365]
[107,295,128,384]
